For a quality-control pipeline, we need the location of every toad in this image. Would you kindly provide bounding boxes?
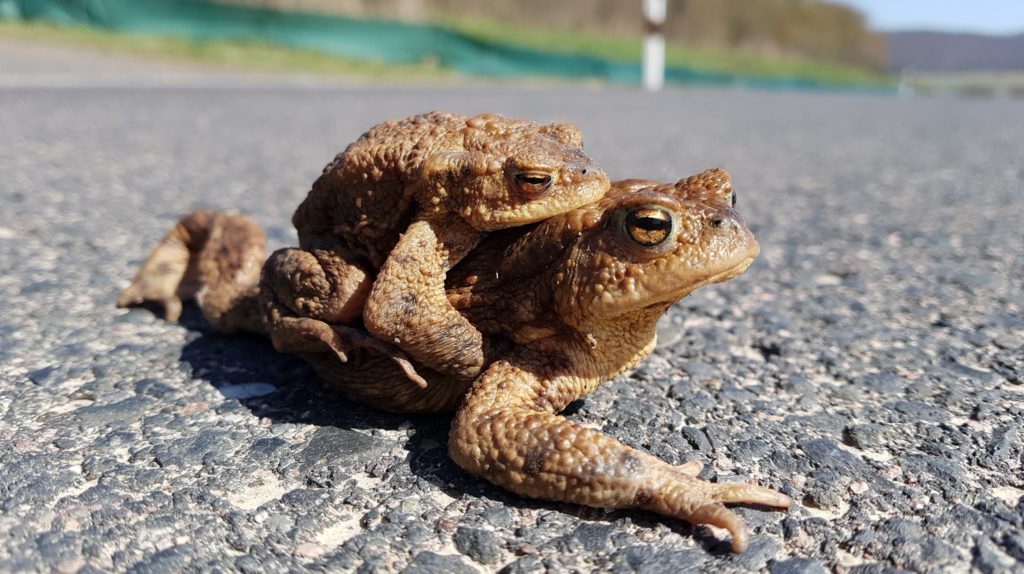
[305,169,792,551]
[118,112,608,385]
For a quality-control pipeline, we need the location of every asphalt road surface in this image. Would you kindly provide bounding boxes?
[1,42,1022,573]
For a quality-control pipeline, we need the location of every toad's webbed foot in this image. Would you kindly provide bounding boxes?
[118,210,213,321]
[118,288,185,324]
[644,470,793,552]
[331,324,428,389]
[118,210,266,334]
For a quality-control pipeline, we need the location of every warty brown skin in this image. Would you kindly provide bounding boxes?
[116,169,791,552]
[260,111,609,384]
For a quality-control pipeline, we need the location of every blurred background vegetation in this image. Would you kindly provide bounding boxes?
[226,0,889,77]
[1,0,893,88]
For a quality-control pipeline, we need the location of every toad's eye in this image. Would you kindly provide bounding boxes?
[729,191,737,207]
[513,171,553,195]
[625,208,673,246]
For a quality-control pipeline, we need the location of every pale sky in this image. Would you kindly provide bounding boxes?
[838,0,1024,35]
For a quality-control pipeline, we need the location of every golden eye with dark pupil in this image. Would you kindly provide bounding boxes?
[513,171,553,194]
[625,208,672,246]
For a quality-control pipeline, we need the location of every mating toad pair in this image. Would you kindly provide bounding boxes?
[118,112,791,552]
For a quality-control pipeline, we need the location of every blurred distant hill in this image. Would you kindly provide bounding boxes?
[885,31,1024,72]
[224,0,887,71]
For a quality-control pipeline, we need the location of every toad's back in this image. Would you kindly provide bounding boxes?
[292,112,468,267]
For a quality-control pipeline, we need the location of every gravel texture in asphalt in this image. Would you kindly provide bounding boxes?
[1,45,1023,573]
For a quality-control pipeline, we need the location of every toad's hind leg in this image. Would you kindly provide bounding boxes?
[258,247,370,358]
[259,248,428,388]
[259,247,370,326]
[448,358,793,553]
[117,210,266,334]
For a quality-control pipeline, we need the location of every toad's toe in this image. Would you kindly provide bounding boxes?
[708,482,793,508]
[117,287,183,322]
[674,460,704,477]
[689,503,748,552]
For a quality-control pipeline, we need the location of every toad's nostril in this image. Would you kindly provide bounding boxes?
[711,217,725,227]
[581,168,588,175]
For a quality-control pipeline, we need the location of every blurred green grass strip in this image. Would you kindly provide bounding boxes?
[0,19,449,80]
[444,17,892,88]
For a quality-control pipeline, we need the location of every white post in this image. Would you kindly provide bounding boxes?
[643,0,667,91]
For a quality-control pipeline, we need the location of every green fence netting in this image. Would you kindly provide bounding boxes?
[6,0,853,90]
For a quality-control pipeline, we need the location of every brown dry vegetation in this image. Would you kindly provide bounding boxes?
[224,0,886,71]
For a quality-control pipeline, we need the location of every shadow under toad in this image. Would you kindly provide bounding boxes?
[175,304,739,556]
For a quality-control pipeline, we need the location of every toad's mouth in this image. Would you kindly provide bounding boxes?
[667,254,759,301]
[704,254,758,285]
[637,254,759,315]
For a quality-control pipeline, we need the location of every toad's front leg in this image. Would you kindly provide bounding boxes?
[448,358,792,553]
[363,215,488,381]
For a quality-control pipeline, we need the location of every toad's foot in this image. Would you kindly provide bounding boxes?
[117,286,184,323]
[263,312,428,389]
[332,325,428,389]
[646,473,793,552]
[117,210,266,334]
[117,211,212,322]
[258,247,424,386]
